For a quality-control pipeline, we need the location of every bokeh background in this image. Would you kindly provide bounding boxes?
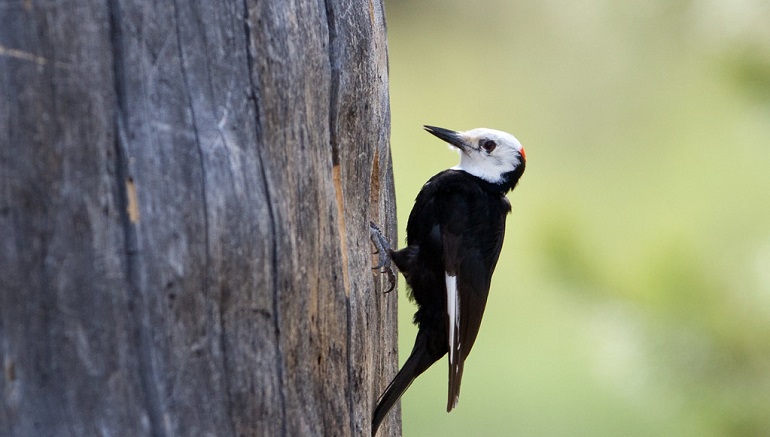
[384,1,770,436]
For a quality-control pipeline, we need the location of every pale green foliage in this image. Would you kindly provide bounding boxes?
[387,0,770,435]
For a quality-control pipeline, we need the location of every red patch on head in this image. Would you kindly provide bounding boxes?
[520,147,527,161]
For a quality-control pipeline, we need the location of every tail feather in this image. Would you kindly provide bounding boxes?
[446,353,465,411]
[371,333,438,437]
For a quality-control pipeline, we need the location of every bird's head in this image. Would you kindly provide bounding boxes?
[424,125,526,186]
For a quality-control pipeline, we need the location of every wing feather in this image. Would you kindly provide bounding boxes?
[445,272,461,410]
[441,195,505,412]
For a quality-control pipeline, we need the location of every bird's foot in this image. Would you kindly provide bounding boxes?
[369,221,396,293]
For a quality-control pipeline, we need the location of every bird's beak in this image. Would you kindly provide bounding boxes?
[424,125,468,151]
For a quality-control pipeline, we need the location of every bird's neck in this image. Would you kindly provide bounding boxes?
[453,163,524,195]
[452,161,525,194]
[495,165,525,193]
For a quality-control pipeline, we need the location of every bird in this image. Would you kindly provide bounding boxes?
[369,125,527,436]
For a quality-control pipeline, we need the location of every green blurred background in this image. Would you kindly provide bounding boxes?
[384,1,770,436]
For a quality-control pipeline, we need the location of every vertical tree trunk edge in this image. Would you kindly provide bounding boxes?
[0,0,398,436]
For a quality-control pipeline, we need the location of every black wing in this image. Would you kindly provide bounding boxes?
[439,189,506,411]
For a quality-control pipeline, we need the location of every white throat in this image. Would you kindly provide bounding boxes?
[451,156,519,184]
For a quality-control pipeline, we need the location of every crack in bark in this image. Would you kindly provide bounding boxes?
[241,1,288,435]
[108,2,166,435]
[322,0,358,434]
[169,2,234,434]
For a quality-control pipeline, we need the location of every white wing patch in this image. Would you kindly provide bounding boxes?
[446,272,462,410]
[445,273,460,370]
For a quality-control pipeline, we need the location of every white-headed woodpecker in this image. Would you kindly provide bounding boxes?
[369,125,526,436]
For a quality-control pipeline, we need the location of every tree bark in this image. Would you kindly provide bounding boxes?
[0,0,398,436]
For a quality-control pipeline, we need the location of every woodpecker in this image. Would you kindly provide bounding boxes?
[370,125,526,436]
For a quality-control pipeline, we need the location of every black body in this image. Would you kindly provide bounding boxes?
[372,162,525,436]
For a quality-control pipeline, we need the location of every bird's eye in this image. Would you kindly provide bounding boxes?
[482,140,497,153]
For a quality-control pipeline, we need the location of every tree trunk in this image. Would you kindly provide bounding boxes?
[0,0,398,436]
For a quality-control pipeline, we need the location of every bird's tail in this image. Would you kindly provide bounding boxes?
[371,331,438,437]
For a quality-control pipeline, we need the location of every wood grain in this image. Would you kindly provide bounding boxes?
[0,0,398,435]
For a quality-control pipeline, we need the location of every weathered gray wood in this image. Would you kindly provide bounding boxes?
[0,0,398,436]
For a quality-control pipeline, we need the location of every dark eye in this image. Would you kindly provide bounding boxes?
[482,140,497,153]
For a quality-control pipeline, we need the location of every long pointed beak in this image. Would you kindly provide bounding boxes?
[423,125,467,151]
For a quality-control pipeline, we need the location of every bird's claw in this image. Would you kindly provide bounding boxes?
[369,221,396,293]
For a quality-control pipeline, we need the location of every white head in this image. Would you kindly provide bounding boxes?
[424,126,526,184]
